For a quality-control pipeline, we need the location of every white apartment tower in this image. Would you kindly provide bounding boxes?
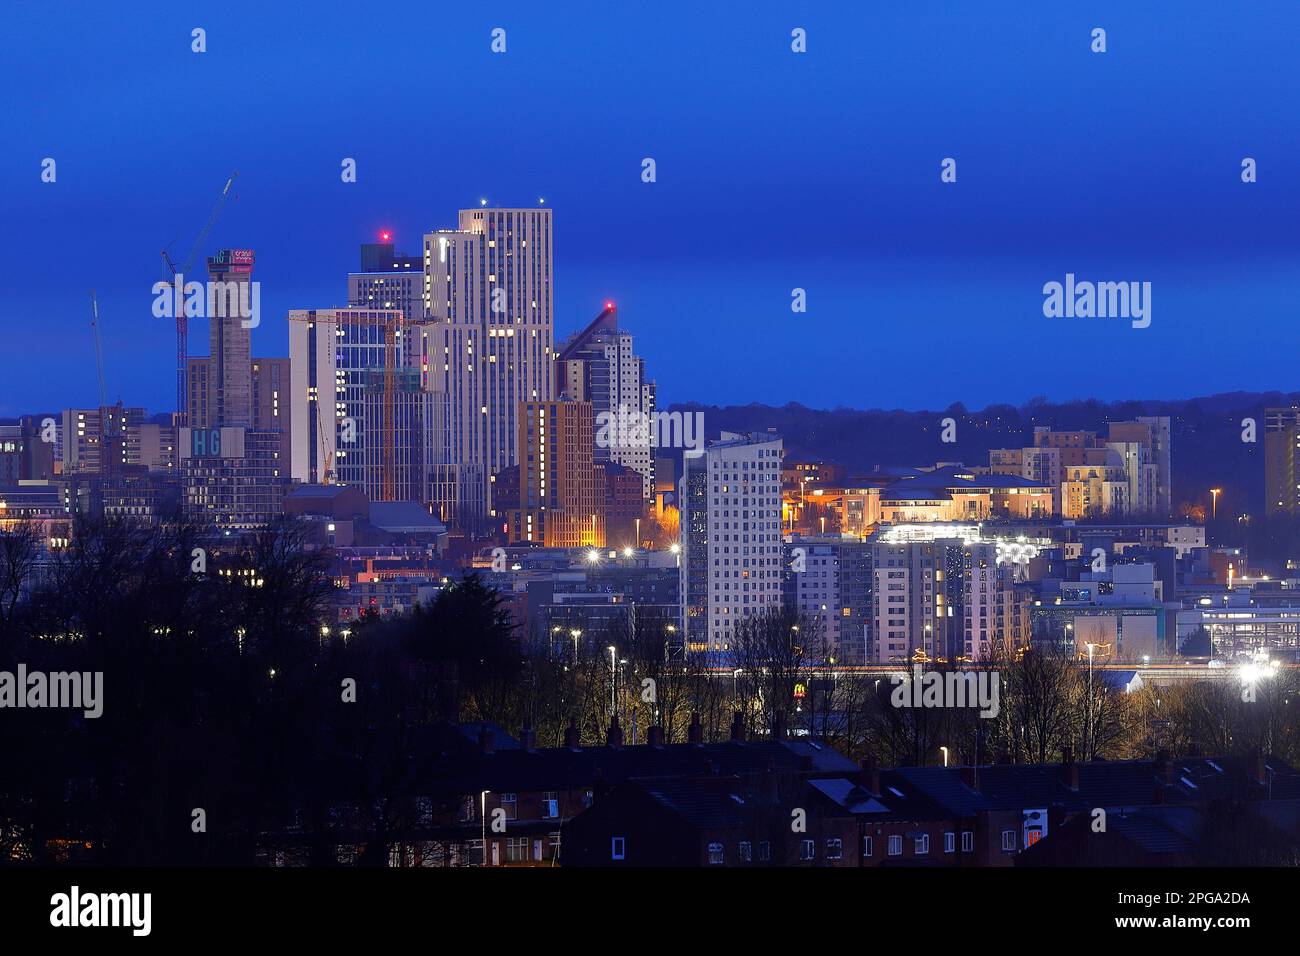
[679,432,784,658]
[423,207,554,524]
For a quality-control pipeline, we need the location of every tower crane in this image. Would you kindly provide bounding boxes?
[161,171,239,426]
[89,290,120,475]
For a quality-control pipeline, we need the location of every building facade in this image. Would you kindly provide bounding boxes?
[422,207,554,525]
[679,432,784,657]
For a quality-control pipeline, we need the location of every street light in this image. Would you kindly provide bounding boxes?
[480,790,490,867]
[940,746,949,767]
[1210,488,1222,520]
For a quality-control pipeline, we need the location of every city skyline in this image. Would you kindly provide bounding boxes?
[7,0,1300,906]
[6,1,1300,416]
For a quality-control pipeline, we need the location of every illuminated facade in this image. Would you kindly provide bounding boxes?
[509,399,604,549]
[289,308,438,504]
[422,207,554,525]
[679,432,784,656]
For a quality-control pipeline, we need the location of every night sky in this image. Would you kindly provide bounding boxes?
[3,0,1298,417]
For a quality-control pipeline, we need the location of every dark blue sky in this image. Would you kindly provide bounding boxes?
[3,0,1298,417]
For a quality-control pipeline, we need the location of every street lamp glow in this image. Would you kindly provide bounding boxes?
[669,543,681,554]
[623,546,634,557]
[587,549,601,563]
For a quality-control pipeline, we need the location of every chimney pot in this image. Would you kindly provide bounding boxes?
[688,711,703,745]
[647,724,664,747]
[607,716,624,748]
[730,711,745,742]
[564,719,580,749]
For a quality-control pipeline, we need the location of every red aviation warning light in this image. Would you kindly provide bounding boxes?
[379,231,392,242]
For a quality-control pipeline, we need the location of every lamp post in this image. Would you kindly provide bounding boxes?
[1210,488,1221,520]
[480,790,489,867]
[940,746,949,767]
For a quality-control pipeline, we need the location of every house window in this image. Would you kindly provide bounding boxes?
[758,841,771,862]
[825,838,843,860]
[1001,830,1017,852]
[542,792,559,819]
[915,834,929,855]
[739,841,752,862]
[500,793,518,820]
[800,839,815,861]
[944,832,955,854]
[611,837,625,860]
[961,831,974,853]
[708,842,724,864]
[863,836,873,858]
[888,835,902,856]
[506,837,529,863]
[458,795,474,823]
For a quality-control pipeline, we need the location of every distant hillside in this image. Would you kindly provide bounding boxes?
[668,392,1300,517]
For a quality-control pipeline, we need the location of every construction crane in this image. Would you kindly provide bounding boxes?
[315,401,334,486]
[89,290,120,475]
[161,171,239,427]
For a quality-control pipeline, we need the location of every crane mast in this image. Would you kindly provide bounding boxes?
[162,172,238,426]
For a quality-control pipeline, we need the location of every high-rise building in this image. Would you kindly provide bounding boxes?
[205,249,254,428]
[556,304,656,500]
[179,249,288,528]
[349,235,424,328]
[1265,407,1300,515]
[679,432,784,657]
[508,399,604,548]
[782,537,872,664]
[870,537,1000,663]
[422,207,554,524]
[289,308,437,503]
